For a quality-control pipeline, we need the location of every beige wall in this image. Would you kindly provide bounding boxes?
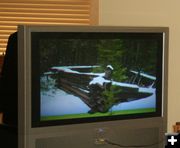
[99,0,180,132]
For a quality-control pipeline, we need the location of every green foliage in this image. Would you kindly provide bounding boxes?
[39,38,99,74]
[102,85,122,111]
[39,35,157,79]
[96,39,128,82]
[92,66,104,73]
[121,39,158,75]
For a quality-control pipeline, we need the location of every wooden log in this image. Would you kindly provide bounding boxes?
[60,78,93,108]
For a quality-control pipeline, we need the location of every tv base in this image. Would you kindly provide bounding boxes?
[20,117,166,148]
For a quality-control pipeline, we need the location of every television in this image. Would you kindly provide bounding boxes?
[18,26,168,148]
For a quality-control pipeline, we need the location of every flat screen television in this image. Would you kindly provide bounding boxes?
[18,26,168,148]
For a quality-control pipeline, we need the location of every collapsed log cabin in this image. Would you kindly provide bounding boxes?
[48,66,155,113]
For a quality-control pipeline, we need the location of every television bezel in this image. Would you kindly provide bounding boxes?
[18,25,169,129]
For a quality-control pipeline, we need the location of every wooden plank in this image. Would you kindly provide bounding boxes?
[60,78,93,108]
[0,112,3,124]
[0,55,4,74]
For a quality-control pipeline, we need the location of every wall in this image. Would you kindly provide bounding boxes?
[99,0,180,132]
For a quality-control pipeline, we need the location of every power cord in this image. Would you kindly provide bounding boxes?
[104,138,165,148]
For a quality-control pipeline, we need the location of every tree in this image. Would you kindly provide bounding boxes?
[96,39,127,82]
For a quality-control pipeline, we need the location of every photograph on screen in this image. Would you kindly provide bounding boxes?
[31,32,163,125]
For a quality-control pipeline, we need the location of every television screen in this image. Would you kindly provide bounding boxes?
[31,27,165,127]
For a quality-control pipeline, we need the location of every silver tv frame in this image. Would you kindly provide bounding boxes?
[18,25,168,148]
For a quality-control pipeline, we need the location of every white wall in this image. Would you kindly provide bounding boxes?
[99,0,180,132]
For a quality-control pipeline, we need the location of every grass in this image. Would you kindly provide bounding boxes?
[41,108,155,121]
